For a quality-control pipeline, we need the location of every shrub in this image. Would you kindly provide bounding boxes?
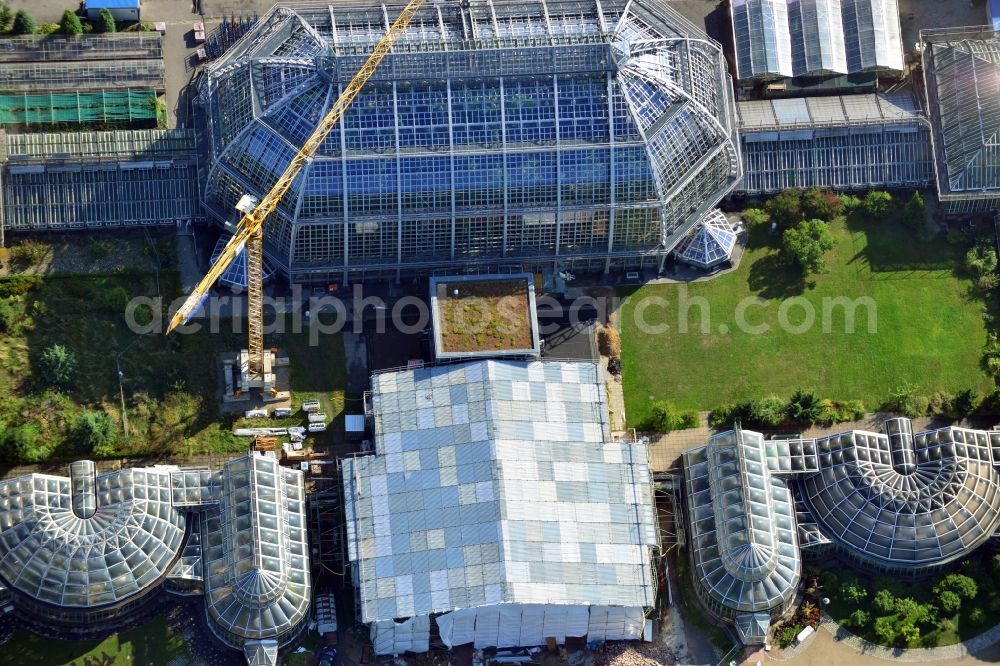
[0,299,14,333]
[838,399,865,422]
[928,391,954,417]
[934,573,977,600]
[596,324,621,357]
[862,191,893,218]
[969,607,986,625]
[75,411,117,456]
[902,191,927,230]
[39,344,77,389]
[0,275,42,298]
[749,396,786,427]
[882,384,929,418]
[801,187,844,222]
[777,624,802,648]
[782,219,835,275]
[1,424,50,463]
[97,7,115,33]
[59,9,82,35]
[965,241,998,277]
[766,189,804,227]
[646,400,698,433]
[9,239,47,268]
[938,590,961,614]
[786,389,823,423]
[976,272,1000,294]
[949,388,978,419]
[743,208,770,227]
[838,193,862,211]
[873,589,896,614]
[873,616,897,644]
[97,286,130,313]
[993,553,1000,575]
[11,9,35,34]
[847,609,870,629]
[840,581,867,605]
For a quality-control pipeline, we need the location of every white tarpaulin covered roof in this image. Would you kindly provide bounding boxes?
[343,360,658,647]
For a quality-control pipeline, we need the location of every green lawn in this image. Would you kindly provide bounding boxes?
[3,615,191,665]
[620,216,991,425]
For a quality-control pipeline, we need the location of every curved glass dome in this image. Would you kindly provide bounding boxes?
[0,461,185,608]
[199,0,740,281]
[683,430,800,625]
[674,209,736,269]
[202,454,311,648]
[799,418,1000,570]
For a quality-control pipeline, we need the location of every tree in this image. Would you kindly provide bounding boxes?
[862,191,893,218]
[782,219,835,275]
[786,389,824,423]
[0,3,13,32]
[902,191,927,230]
[97,8,115,33]
[59,9,82,35]
[873,589,896,614]
[938,590,961,614]
[75,411,117,456]
[934,573,977,600]
[743,208,770,227]
[766,189,804,227]
[39,344,77,389]
[11,9,35,34]
[874,615,897,644]
[801,187,844,222]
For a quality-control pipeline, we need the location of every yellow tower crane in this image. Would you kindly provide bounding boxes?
[167,0,428,388]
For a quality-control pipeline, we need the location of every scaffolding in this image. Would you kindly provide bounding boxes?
[0,89,157,128]
[199,0,741,283]
[736,92,933,194]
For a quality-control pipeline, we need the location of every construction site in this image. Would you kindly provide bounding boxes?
[1,0,1000,665]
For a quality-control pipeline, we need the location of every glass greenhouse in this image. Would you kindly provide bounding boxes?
[735,93,933,194]
[673,209,736,269]
[198,0,740,283]
[684,419,1000,643]
[922,28,1000,213]
[343,360,658,654]
[682,430,801,644]
[0,454,310,666]
[730,0,903,80]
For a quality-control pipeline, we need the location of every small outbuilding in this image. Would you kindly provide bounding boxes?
[86,0,140,23]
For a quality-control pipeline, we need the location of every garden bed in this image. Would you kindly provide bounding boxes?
[431,275,539,358]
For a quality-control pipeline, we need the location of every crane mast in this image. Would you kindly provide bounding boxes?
[168,0,428,387]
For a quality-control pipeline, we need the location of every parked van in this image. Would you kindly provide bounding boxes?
[308,422,328,433]
[273,407,293,418]
[245,409,268,419]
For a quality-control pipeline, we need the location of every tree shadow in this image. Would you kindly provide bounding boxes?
[746,251,809,299]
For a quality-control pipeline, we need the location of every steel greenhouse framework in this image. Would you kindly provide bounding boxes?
[0,129,200,233]
[922,27,1000,214]
[683,419,1000,645]
[0,454,311,666]
[735,92,933,194]
[198,0,741,283]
